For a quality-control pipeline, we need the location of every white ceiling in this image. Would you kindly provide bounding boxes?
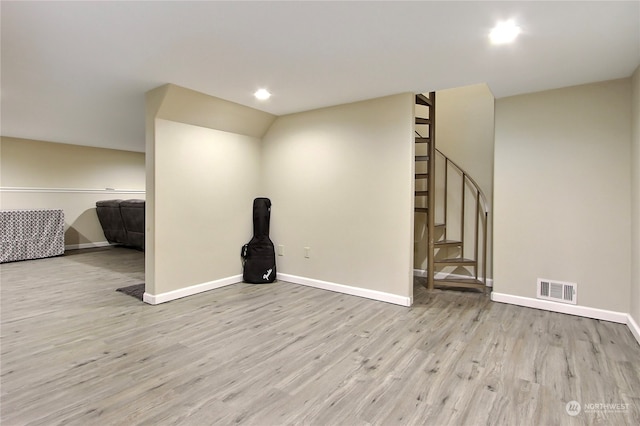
[2,1,639,153]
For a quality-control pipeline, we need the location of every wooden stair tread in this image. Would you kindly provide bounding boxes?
[415,137,430,144]
[415,94,433,107]
[433,278,485,291]
[434,239,463,247]
[414,190,429,196]
[415,155,429,161]
[415,117,431,125]
[415,173,429,179]
[434,257,476,266]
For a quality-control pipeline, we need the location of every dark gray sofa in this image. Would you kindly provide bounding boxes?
[96,199,145,250]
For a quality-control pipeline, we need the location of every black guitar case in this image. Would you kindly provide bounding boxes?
[241,198,276,284]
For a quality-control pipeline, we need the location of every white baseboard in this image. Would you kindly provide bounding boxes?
[413,269,493,287]
[143,274,242,305]
[143,272,412,307]
[628,314,640,346]
[277,273,412,307]
[491,292,628,324]
[65,241,111,250]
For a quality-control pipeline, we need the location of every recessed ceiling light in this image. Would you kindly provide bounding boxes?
[254,89,271,100]
[489,20,521,44]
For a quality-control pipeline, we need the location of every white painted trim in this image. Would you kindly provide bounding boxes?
[278,273,411,307]
[0,186,145,194]
[413,269,492,287]
[627,314,640,346]
[491,292,628,324]
[143,275,242,305]
[65,241,111,251]
[413,268,427,277]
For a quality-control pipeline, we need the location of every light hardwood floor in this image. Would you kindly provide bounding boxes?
[1,246,639,425]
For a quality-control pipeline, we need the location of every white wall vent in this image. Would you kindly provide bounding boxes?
[537,278,577,305]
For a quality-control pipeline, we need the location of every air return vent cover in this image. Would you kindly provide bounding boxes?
[537,278,577,305]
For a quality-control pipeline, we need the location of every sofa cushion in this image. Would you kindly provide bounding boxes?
[120,200,145,250]
[95,199,127,244]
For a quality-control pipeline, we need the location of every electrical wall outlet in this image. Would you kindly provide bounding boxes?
[304,247,310,258]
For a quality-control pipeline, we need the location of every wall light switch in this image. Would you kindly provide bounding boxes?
[277,245,284,256]
[304,247,311,258]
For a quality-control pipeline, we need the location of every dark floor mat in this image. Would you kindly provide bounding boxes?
[116,283,145,301]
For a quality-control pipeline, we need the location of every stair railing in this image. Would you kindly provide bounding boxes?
[435,149,490,286]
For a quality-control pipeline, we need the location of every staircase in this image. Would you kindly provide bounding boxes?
[414,92,489,292]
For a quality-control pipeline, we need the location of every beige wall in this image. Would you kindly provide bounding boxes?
[435,84,495,205]
[0,137,145,247]
[494,79,631,313]
[152,119,262,294]
[145,84,275,296]
[155,84,275,139]
[631,66,640,326]
[143,85,168,293]
[261,93,415,299]
[146,87,415,302]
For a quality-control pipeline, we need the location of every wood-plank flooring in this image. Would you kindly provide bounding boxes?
[1,246,639,425]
